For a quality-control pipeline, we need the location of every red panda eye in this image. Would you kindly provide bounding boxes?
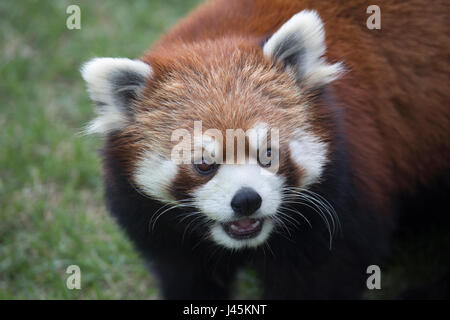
[194,160,217,175]
[258,148,272,167]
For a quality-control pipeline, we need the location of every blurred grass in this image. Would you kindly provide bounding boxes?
[0,0,203,299]
[0,0,447,300]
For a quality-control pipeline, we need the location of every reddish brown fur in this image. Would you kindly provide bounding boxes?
[133,0,449,211]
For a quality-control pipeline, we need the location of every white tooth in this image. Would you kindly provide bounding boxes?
[230,224,239,231]
[251,221,260,228]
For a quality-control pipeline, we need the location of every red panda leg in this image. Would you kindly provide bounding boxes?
[152,256,239,299]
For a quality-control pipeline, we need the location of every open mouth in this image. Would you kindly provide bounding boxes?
[222,218,264,239]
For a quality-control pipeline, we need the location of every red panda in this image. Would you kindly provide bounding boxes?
[81,0,450,299]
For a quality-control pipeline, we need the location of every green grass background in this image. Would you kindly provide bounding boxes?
[0,0,448,300]
[0,0,205,299]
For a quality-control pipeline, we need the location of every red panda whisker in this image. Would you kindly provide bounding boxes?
[277,205,313,229]
[191,229,217,253]
[271,214,293,237]
[191,233,211,252]
[182,214,207,243]
[270,222,297,244]
[298,189,340,231]
[291,188,340,232]
[282,199,330,231]
[264,241,276,258]
[287,193,337,237]
[126,178,155,201]
[280,199,333,248]
[282,188,340,237]
[189,219,214,236]
[150,202,196,232]
[178,211,204,224]
[275,210,302,230]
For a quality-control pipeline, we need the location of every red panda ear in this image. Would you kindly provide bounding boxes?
[263,10,344,90]
[81,58,152,135]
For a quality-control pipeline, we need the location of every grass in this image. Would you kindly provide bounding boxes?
[0,0,202,299]
[0,0,448,300]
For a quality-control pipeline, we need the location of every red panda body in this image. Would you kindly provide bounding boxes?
[82,0,450,299]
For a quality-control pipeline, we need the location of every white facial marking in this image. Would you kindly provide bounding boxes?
[134,151,178,202]
[81,57,152,135]
[193,165,284,221]
[85,105,128,135]
[193,164,284,248]
[289,129,329,187]
[263,10,344,89]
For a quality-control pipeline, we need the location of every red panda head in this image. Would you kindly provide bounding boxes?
[82,11,343,249]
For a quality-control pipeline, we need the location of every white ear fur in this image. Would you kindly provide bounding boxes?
[263,10,343,89]
[81,57,152,135]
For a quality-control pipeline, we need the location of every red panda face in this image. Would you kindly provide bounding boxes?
[82,10,342,249]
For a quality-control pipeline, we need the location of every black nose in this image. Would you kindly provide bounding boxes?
[231,187,262,216]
